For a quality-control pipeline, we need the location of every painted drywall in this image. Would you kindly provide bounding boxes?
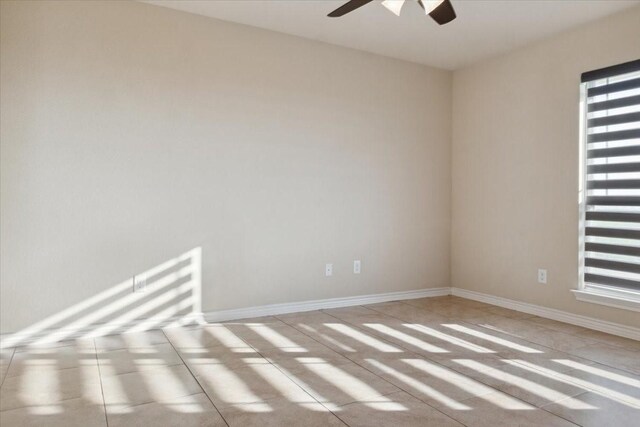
[0,1,451,334]
[452,6,640,327]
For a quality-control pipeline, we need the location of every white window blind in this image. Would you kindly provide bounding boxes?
[581,59,640,294]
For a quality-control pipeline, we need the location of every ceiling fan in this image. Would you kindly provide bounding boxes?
[328,0,457,25]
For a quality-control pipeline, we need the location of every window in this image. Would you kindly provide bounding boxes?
[576,59,640,311]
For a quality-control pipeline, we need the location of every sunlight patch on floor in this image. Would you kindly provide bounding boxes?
[404,323,494,353]
[504,359,640,407]
[363,324,449,353]
[442,323,543,353]
[365,358,471,410]
[325,323,403,353]
[553,359,640,388]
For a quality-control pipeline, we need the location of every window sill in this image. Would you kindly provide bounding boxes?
[572,288,640,312]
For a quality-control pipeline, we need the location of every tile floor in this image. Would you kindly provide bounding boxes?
[1,296,639,426]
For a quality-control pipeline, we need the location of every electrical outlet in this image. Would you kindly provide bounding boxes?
[133,275,146,293]
[537,269,547,284]
[325,264,333,277]
[353,260,361,274]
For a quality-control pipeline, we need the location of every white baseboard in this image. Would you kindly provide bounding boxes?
[451,287,640,341]
[4,286,637,348]
[0,288,448,348]
[203,287,451,323]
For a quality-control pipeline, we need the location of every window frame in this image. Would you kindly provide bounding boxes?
[576,60,640,312]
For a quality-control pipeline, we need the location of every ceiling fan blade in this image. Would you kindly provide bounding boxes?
[328,0,375,17]
[381,0,406,16]
[419,0,444,14]
[427,0,456,25]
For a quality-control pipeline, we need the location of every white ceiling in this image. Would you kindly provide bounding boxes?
[141,0,639,70]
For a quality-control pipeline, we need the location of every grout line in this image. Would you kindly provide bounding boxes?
[273,311,468,427]
[385,298,640,374]
[308,309,473,427]
[228,322,350,426]
[538,391,591,426]
[93,338,110,427]
[537,404,584,426]
[4,360,102,379]
[100,390,205,412]
[451,311,640,377]
[0,394,112,414]
[332,389,407,409]
[320,303,592,426]
[359,302,607,426]
[160,329,230,427]
[0,347,16,388]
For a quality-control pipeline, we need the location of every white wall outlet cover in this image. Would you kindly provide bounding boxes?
[133,276,146,292]
[325,263,333,277]
[354,260,361,274]
[537,269,547,284]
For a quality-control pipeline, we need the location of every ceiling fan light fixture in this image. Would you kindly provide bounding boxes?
[328,0,456,25]
[420,0,445,15]
[381,0,406,16]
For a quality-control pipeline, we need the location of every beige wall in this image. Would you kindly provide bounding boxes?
[0,1,451,334]
[452,7,640,328]
[3,0,639,337]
